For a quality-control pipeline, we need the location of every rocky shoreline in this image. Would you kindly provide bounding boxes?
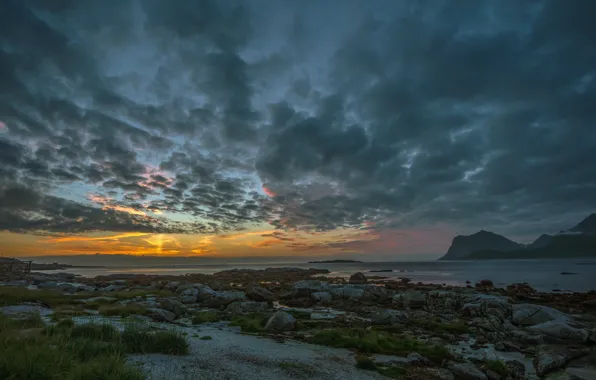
[1,268,595,379]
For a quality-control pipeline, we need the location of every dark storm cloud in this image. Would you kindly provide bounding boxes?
[1,0,595,238]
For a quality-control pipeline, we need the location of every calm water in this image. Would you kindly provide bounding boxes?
[44,259,596,293]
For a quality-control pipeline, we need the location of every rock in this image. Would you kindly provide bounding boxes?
[461,294,512,321]
[264,311,296,332]
[226,301,268,315]
[146,308,176,322]
[371,309,409,325]
[111,280,128,286]
[348,272,367,284]
[245,284,275,302]
[505,360,525,380]
[412,368,455,380]
[447,361,488,380]
[311,291,332,303]
[293,280,330,293]
[362,285,395,301]
[166,281,181,291]
[57,283,77,292]
[533,345,589,376]
[511,304,567,326]
[330,286,365,299]
[392,291,426,309]
[160,298,187,317]
[485,370,500,380]
[101,284,127,292]
[527,320,590,343]
[195,284,217,301]
[37,281,58,289]
[179,288,199,303]
[205,291,246,308]
[407,352,431,366]
[0,305,53,317]
[175,283,195,294]
[590,328,596,343]
[2,280,29,287]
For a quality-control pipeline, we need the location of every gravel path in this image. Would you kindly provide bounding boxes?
[128,323,387,380]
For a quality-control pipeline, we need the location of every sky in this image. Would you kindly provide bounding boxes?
[1,0,595,261]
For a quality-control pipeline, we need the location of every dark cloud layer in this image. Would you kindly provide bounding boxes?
[1,0,595,239]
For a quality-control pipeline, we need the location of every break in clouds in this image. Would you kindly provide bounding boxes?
[1,0,595,239]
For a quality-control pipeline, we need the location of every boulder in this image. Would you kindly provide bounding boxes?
[101,284,127,292]
[264,311,296,332]
[407,352,431,366]
[311,292,332,303]
[175,283,195,294]
[485,370,499,380]
[245,284,275,302]
[447,361,488,380]
[196,284,217,301]
[146,308,176,322]
[461,294,512,321]
[37,281,58,289]
[527,320,590,343]
[226,301,268,315]
[0,305,53,317]
[533,345,589,376]
[511,304,567,326]
[160,298,187,317]
[590,328,596,343]
[348,272,367,284]
[204,291,246,308]
[293,280,330,293]
[392,291,426,309]
[330,287,364,299]
[178,288,199,304]
[371,309,409,325]
[362,285,395,301]
[505,360,525,380]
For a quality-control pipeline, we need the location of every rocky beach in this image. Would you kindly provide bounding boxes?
[1,267,595,379]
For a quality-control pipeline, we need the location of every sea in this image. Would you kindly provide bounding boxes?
[42,259,596,293]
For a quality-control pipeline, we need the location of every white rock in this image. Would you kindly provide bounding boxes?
[512,304,568,326]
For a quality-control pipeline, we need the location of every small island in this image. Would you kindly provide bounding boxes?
[307,259,363,263]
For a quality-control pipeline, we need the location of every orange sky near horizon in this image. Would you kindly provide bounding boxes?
[0,224,455,259]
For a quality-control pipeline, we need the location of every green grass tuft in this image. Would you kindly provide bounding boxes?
[307,328,451,364]
[486,360,508,377]
[98,304,149,317]
[377,366,406,379]
[191,311,221,325]
[228,313,268,333]
[199,335,213,340]
[408,319,470,334]
[121,326,189,355]
[355,355,376,370]
[0,287,85,308]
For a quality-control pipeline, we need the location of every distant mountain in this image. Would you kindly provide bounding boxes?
[307,260,363,263]
[466,234,596,260]
[439,230,522,260]
[570,213,596,235]
[528,234,553,249]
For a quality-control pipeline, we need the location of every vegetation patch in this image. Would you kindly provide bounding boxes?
[485,360,508,377]
[191,311,221,325]
[307,328,451,364]
[408,319,470,334]
[199,335,213,340]
[287,310,311,320]
[98,304,149,317]
[0,287,85,308]
[354,355,376,370]
[377,366,407,379]
[1,312,45,329]
[354,355,406,379]
[228,313,268,333]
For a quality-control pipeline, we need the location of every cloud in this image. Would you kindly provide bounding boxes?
[0,0,595,247]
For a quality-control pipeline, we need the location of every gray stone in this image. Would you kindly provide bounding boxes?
[57,283,77,292]
[349,272,367,284]
[101,284,127,292]
[392,291,426,309]
[245,284,275,302]
[311,292,332,303]
[293,280,330,293]
[175,283,195,294]
[512,304,567,326]
[485,370,500,380]
[362,285,395,301]
[371,309,409,325]
[330,287,364,299]
[589,328,596,343]
[167,281,181,291]
[505,360,526,380]
[0,305,53,317]
[227,301,268,315]
[447,361,488,380]
[37,281,58,289]
[533,345,589,376]
[160,298,187,317]
[407,352,431,365]
[264,311,296,332]
[146,308,176,322]
[528,320,590,343]
[2,280,29,287]
[195,284,216,301]
[178,288,198,303]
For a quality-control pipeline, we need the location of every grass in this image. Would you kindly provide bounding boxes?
[1,313,45,329]
[50,305,90,321]
[486,360,508,377]
[228,313,268,333]
[408,319,470,334]
[354,355,406,379]
[191,311,221,325]
[98,304,149,317]
[307,328,451,364]
[0,287,84,308]
[199,335,213,340]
